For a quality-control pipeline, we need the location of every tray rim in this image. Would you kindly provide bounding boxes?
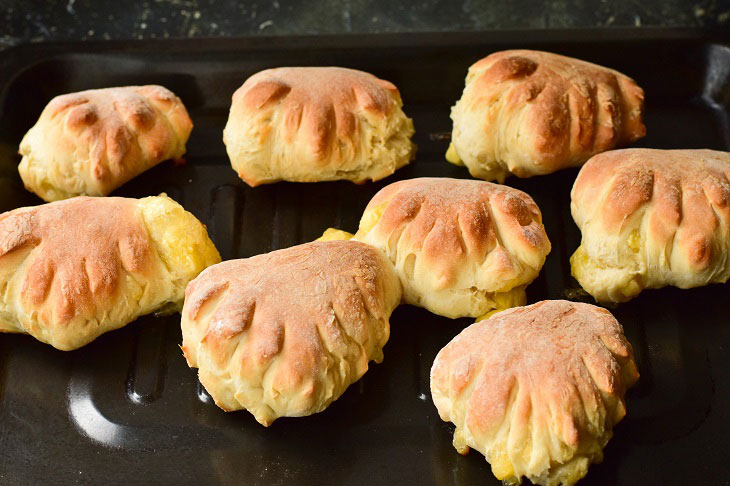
[1,26,729,59]
[2,27,728,117]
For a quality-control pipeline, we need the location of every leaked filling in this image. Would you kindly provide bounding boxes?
[474,287,526,322]
[445,142,464,166]
[458,425,605,486]
[138,194,222,288]
[570,244,642,300]
[356,201,388,237]
[316,201,388,242]
[316,228,355,242]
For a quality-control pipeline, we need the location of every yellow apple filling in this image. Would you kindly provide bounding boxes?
[317,201,389,242]
[445,142,463,166]
[489,448,516,481]
[316,228,355,241]
[570,244,643,300]
[570,245,590,277]
[626,229,641,253]
[619,278,642,298]
[452,427,470,455]
[355,201,388,237]
[138,194,221,281]
[475,287,526,322]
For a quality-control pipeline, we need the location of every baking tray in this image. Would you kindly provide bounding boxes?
[0,29,729,485]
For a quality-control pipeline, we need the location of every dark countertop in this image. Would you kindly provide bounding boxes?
[2,0,730,48]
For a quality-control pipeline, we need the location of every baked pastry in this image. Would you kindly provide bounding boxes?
[223,67,415,186]
[446,50,646,182]
[180,240,401,426]
[431,300,639,486]
[319,177,551,319]
[0,195,220,350]
[19,86,193,201]
[571,148,730,302]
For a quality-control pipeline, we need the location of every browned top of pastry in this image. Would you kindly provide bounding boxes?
[572,148,730,269]
[0,197,153,324]
[232,67,401,156]
[182,240,400,376]
[362,177,550,287]
[469,50,646,169]
[29,85,192,193]
[431,300,639,446]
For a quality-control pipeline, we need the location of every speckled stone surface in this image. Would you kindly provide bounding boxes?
[1,0,729,49]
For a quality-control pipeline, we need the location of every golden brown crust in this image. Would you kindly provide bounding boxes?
[471,51,645,162]
[571,149,730,302]
[449,50,645,181]
[0,195,220,350]
[0,198,152,326]
[180,240,402,425]
[236,67,398,152]
[431,300,639,485]
[355,178,550,318]
[223,67,415,186]
[367,178,547,270]
[19,86,193,201]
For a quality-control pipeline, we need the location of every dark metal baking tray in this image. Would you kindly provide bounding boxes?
[0,29,729,485]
